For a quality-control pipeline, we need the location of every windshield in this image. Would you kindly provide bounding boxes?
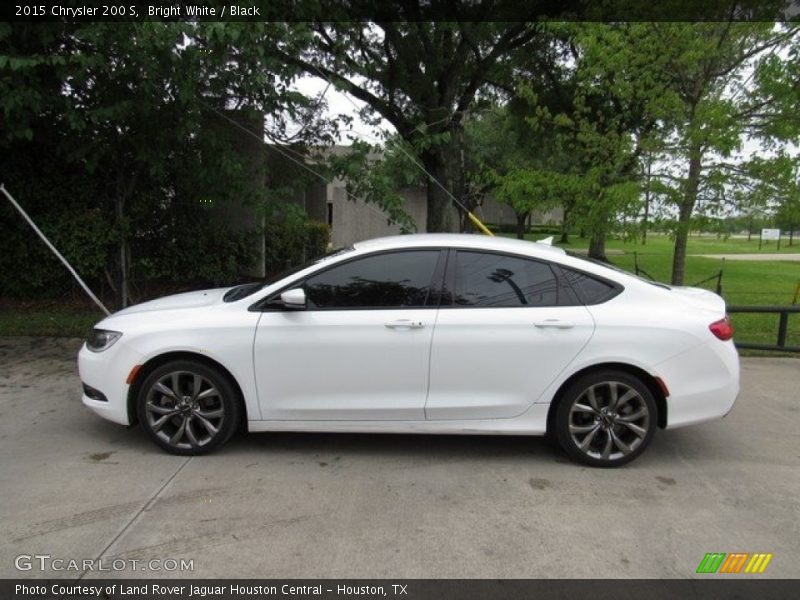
[223,246,353,302]
[566,252,671,290]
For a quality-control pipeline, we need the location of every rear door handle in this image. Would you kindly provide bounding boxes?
[385,319,425,330]
[534,319,575,329]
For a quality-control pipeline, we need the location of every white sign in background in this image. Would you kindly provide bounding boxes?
[761,228,781,241]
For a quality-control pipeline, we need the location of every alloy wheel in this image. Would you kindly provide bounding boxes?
[567,381,651,462]
[144,371,225,451]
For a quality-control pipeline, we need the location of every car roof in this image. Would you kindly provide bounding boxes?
[352,233,566,258]
[351,234,653,291]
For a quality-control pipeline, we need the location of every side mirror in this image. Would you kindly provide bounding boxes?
[280,288,307,310]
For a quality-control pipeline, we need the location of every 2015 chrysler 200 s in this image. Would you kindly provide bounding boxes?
[78,234,739,467]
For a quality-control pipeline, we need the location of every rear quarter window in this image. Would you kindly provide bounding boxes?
[560,267,621,305]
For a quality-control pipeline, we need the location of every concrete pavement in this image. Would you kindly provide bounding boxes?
[1,337,798,579]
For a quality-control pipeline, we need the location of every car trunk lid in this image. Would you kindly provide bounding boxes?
[668,286,727,316]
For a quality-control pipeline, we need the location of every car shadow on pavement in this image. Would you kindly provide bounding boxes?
[220,428,569,465]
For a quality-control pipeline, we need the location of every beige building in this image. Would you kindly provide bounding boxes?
[300,176,563,249]
[284,146,563,249]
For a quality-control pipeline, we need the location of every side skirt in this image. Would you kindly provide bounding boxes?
[247,404,549,435]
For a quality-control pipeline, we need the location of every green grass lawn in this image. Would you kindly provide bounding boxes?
[559,232,799,256]
[0,306,102,338]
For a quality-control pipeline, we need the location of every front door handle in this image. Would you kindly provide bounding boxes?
[534,319,575,329]
[385,319,425,330]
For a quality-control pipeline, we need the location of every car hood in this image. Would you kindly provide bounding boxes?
[111,288,230,316]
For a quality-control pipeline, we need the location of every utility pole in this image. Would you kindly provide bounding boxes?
[458,125,469,233]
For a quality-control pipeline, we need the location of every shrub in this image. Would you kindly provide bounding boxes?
[262,204,331,278]
[305,220,331,256]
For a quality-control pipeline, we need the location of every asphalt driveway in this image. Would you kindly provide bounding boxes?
[0,337,798,579]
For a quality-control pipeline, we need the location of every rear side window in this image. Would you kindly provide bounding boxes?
[303,250,440,309]
[561,267,620,304]
[452,251,559,307]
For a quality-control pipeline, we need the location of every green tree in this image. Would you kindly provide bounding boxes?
[648,22,799,284]
[776,201,800,247]
[277,4,552,232]
[0,22,323,305]
[513,23,674,259]
[463,106,579,239]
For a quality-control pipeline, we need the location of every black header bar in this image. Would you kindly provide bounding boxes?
[4,579,800,600]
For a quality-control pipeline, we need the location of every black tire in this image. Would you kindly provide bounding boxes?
[136,359,241,455]
[554,370,657,468]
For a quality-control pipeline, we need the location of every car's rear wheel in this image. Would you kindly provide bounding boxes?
[554,370,657,467]
[137,360,240,455]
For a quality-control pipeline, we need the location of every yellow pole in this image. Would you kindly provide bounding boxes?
[467,211,494,237]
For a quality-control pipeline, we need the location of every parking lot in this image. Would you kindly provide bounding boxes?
[0,336,798,579]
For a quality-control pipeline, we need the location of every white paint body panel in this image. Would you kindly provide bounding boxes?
[253,309,437,420]
[78,233,739,442]
[425,305,595,419]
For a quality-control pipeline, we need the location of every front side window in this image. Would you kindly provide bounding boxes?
[303,250,440,309]
[452,251,559,307]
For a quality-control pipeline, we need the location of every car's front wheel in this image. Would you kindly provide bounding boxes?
[137,360,240,455]
[554,370,657,467]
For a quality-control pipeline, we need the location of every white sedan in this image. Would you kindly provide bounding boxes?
[78,234,739,467]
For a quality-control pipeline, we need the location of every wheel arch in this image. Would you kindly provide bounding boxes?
[545,362,668,434]
[127,351,248,428]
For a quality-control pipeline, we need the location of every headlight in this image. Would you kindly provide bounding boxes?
[86,329,122,352]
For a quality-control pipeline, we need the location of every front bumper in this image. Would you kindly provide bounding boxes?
[78,341,144,426]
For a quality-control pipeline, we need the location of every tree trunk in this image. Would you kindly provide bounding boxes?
[115,194,128,308]
[588,199,610,262]
[515,212,529,240]
[456,126,472,234]
[460,210,474,233]
[560,204,570,244]
[589,231,607,262]
[671,145,703,286]
[423,151,454,233]
[114,164,141,308]
[642,155,651,245]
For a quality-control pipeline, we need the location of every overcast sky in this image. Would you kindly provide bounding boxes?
[293,75,392,144]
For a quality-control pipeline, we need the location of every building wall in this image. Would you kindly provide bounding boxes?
[327,182,428,248]
[305,183,328,224]
[324,189,565,247]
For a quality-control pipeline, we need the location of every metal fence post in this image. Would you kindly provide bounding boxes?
[777,312,789,349]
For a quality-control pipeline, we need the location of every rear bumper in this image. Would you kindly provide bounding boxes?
[655,339,739,429]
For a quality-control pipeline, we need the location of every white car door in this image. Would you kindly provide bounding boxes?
[425,249,596,420]
[253,250,444,421]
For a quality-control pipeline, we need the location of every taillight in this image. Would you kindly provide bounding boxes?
[709,316,734,341]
